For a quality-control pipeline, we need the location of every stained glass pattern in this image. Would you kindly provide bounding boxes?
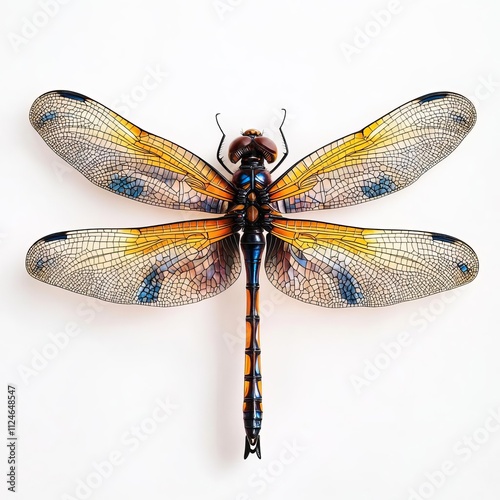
[269,92,476,213]
[266,218,478,307]
[30,91,235,213]
[26,218,241,307]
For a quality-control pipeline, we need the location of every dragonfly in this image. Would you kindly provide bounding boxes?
[26,90,478,459]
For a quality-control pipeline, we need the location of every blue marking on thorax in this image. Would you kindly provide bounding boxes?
[458,262,469,273]
[58,91,86,102]
[361,175,397,199]
[138,268,162,303]
[255,172,267,184]
[420,92,448,103]
[334,264,363,305]
[238,173,251,187]
[41,111,57,123]
[432,233,458,244]
[109,174,144,198]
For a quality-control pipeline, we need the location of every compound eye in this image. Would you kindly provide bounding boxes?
[228,136,253,163]
[254,136,278,164]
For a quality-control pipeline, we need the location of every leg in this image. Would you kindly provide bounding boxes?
[215,113,233,175]
[270,108,289,174]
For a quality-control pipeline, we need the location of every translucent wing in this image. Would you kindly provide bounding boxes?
[29,90,235,213]
[265,218,478,307]
[26,218,241,307]
[269,92,476,213]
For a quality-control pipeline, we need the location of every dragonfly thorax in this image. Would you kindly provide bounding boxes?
[231,166,273,227]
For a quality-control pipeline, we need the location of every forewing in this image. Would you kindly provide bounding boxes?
[29,90,235,213]
[265,218,478,307]
[269,92,476,212]
[26,218,241,307]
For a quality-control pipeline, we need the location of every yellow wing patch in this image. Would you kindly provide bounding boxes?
[266,218,478,308]
[26,218,241,307]
[269,92,476,212]
[30,91,235,213]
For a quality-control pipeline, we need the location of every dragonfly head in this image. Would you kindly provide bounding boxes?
[228,129,278,166]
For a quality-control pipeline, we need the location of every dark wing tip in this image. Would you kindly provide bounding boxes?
[33,89,89,102]
[460,241,479,283]
[419,92,451,103]
[431,232,479,285]
[29,90,90,130]
[26,231,68,278]
[41,231,68,243]
[418,91,477,131]
[432,233,458,244]
[55,90,88,102]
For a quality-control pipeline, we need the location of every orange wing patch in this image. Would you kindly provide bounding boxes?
[26,218,241,307]
[269,93,476,212]
[266,218,478,307]
[30,91,235,213]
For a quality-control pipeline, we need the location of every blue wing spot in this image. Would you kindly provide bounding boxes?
[36,258,47,270]
[290,246,308,268]
[432,233,458,244]
[138,268,162,303]
[109,174,145,198]
[361,175,397,199]
[283,198,297,211]
[57,91,86,102]
[200,200,221,213]
[419,92,449,104]
[206,264,216,281]
[41,111,57,123]
[42,232,68,242]
[451,113,466,124]
[458,263,469,273]
[334,265,363,305]
[164,177,175,187]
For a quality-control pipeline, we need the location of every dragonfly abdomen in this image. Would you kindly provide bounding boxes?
[241,228,265,459]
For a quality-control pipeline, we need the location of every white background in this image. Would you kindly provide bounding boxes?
[1,0,499,499]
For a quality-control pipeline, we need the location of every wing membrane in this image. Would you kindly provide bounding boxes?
[29,90,235,213]
[269,92,476,212]
[26,218,241,307]
[265,218,478,307]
